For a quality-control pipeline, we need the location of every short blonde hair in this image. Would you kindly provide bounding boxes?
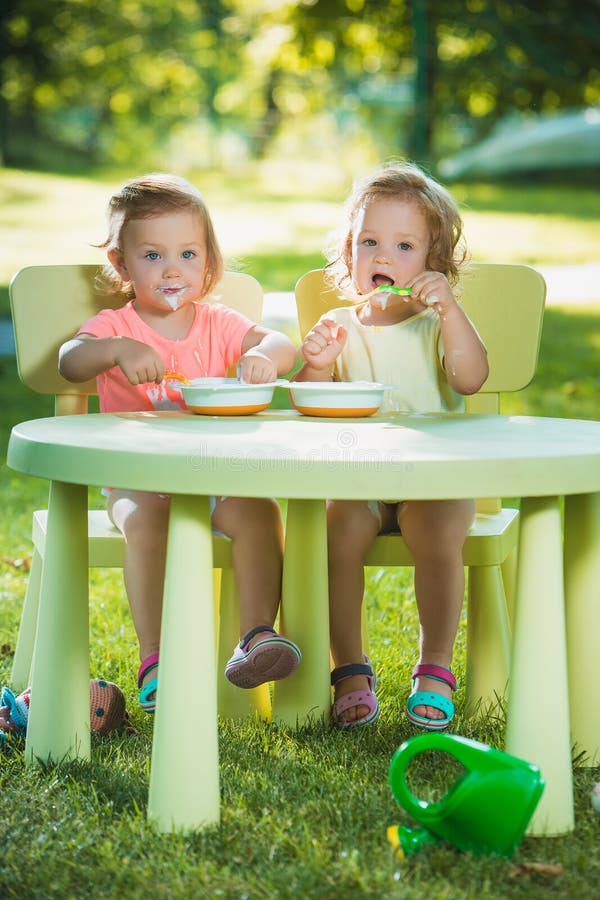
[98,173,224,299]
[326,161,467,292]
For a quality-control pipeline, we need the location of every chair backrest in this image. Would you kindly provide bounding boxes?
[10,264,263,414]
[295,263,546,415]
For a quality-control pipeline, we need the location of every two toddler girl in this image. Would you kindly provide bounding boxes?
[60,162,487,732]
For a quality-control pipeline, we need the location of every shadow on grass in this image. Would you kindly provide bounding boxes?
[454,178,600,220]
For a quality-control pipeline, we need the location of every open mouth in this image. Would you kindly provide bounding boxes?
[372,274,395,288]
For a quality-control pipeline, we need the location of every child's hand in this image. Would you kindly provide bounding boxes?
[113,337,165,385]
[408,272,457,317]
[301,318,347,372]
[238,348,278,384]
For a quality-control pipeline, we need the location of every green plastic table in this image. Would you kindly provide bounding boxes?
[7,410,600,835]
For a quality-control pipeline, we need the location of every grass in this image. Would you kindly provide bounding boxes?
[1,165,600,310]
[1,165,600,898]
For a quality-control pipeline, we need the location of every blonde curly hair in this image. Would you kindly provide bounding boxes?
[325,160,468,293]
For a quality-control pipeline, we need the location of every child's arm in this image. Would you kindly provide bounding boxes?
[409,272,489,395]
[238,325,297,383]
[59,334,165,385]
[293,317,347,382]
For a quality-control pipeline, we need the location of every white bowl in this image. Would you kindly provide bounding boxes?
[288,381,385,417]
[181,378,276,416]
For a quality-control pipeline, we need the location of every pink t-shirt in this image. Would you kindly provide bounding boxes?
[78,300,254,412]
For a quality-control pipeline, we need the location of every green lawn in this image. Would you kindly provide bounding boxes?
[1,166,600,898]
[1,166,600,306]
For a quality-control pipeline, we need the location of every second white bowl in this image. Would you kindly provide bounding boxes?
[287,381,385,417]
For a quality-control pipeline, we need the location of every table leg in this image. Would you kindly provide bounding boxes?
[565,492,600,764]
[148,494,219,831]
[505,496,574,835]
[26,481,90,763]
[272,498,331,726]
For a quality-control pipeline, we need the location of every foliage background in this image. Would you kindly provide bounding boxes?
[2,0,599,173]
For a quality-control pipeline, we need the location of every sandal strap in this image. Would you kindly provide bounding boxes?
[239,625,277,651]
[139,676,158,706]
[331,662,373,686]
[412,663,457,692]
[137,652,160,688]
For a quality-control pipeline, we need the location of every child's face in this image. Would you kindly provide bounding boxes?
[109,209,208,311]
[351,198,430,295]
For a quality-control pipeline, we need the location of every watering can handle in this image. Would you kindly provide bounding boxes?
[388,733,486,819]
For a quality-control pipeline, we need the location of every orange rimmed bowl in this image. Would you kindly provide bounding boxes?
[181,378,276,416]
[288,381,385,417]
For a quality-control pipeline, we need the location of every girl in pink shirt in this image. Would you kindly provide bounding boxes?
[59,173,301,712]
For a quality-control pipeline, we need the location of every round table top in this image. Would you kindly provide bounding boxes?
[8,410,600,500]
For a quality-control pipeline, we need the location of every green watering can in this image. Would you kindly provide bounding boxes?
[388,733,545,858]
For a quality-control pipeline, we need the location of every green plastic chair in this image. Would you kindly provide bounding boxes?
[9,263,271,720]
[295,263,546,709]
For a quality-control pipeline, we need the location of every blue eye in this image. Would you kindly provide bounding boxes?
[181,250,195,259]
[146,251,160,260]
[398,242,412,251]
[363,238,376,246]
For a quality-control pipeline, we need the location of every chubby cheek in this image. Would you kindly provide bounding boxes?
[350,246,368,287]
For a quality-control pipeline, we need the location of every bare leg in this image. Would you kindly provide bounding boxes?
[399,498,475,721]
[212,496,284,649]
[107,490,170,700]
[327,499,382,723]
[108,493,287,698]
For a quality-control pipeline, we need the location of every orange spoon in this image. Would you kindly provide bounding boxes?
[163,370,191,385]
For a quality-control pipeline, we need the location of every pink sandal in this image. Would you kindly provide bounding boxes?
[331,657,380,728]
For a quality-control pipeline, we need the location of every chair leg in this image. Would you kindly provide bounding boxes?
[10,547,43,691]
[465,564,511,713]
[216,567,271,720]
[501,545,518,625]
[565,491,600,765]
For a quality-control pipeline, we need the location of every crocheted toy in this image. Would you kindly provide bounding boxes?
[0,678,127,743]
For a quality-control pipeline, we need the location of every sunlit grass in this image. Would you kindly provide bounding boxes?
[1,165,600,311]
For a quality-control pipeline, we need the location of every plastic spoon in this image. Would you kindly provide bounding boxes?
[357,285,412,302]
[163,370,191,385]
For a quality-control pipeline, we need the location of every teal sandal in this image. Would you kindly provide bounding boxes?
[138,652,159,713]
[406,663,457,731]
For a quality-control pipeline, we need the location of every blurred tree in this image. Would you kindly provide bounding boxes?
[0,0,239,167]
[1,0,598,168]
[283,0,600,165]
